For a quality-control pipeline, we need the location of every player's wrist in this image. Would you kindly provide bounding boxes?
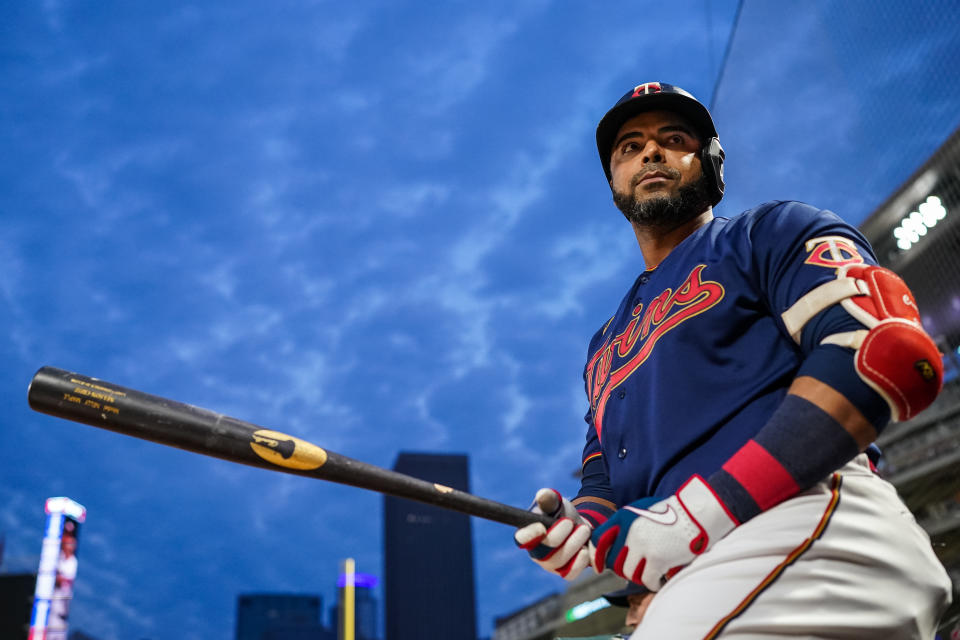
[676,475,739,548]
[706,467,758,524]
[573,497,616,529]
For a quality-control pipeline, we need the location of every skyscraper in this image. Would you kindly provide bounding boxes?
[332,571,379,640]
[384,453,477,640]
[0,573,36,640]
[235,593,329,640]
[354,583,378,640]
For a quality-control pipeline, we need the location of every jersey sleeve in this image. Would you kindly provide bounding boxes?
[574,323,617,527]
[574,436,616,527]
[748,201,878,338]
[706,204,893,522]
[747,202,890,426]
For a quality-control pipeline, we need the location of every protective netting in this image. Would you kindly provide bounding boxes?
[871,129,960,633]
[714,1,960,632]
[712,1,960,225]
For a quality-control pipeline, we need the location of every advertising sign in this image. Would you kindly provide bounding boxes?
[29,497,86,640]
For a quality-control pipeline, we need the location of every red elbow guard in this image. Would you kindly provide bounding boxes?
[843,266,942,421]
[783,264,943,421]
[855,318,942,421]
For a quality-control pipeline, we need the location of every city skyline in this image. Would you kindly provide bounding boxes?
[2,2,958,638]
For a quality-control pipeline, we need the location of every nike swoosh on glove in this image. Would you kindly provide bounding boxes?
[514,488,593,580]
[590,476,739,590]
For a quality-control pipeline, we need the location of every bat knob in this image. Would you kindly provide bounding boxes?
[534,488,562,518]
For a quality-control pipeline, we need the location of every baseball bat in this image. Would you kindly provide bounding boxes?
[28,367,551,528]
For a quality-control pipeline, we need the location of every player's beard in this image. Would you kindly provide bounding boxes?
[612,170,712,230]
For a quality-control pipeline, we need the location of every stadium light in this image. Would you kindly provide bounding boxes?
[565,597,611,622]
[892,195,947,252]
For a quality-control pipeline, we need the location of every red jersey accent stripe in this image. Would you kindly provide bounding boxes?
[703,474,843,639]
[582,451,602,466]
[575,508,610,527]
[722,440,801,510]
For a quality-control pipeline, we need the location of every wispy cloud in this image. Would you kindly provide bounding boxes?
[377,182,451,218]
[71,567,156,640]
[399,13,524,114]
[536,225,638,319]
[41,0,66,32]
[501,380,532,436]
[53,143,182,230]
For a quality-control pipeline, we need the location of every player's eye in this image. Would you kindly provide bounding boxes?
[622,141,641,154]
[666,134,685,145]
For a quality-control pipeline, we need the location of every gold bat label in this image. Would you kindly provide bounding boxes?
[250,429,328,470]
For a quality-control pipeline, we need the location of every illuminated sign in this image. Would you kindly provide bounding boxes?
[29,497,86,640]
[565,596,610,622]
[337,571,378,589]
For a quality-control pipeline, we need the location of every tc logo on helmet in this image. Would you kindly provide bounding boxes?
[632,82,662,97]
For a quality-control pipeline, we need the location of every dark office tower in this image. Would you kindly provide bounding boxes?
[384,453,477,640]
[0,573,36,640]
[355,585,378,640]
[235,594,326,640]
[332,579,379,640]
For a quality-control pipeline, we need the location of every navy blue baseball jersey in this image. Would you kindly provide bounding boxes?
[579,201,879,507]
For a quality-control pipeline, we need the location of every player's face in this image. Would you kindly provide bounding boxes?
[608,110,702,201]
[608,110,711,229]
[625,591,655,627]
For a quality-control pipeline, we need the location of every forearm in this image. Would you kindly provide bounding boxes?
[790,375,876,448]
[708,375,876,524]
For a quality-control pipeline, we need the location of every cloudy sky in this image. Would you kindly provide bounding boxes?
[2,2,958,638]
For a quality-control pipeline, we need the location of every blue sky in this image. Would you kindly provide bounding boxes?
[2,2,958,639]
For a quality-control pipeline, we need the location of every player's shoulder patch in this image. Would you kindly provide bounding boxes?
[804,235,865,272]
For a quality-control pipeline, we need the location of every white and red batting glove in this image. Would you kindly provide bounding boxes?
[590,477,738,591]
[514,489,593,580]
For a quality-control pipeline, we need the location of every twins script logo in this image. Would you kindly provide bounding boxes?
[585,264,724,442]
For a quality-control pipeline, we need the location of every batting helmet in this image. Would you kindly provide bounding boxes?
[596,82,725,205]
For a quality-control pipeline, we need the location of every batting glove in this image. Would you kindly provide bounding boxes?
[590,476,738,591]
[514,489,593,580]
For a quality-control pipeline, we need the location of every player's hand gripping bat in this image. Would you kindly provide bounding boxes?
[28,367,550,528]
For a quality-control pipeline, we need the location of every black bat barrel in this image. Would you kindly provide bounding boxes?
[28,366,550,528]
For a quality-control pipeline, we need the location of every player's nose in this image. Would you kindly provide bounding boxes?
[640,139,664,164]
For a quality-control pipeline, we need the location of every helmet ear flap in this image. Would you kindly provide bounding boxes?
[701,137,725,206]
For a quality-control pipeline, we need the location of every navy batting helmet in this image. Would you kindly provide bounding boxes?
[596,82,725,205]
[602,581,650,608]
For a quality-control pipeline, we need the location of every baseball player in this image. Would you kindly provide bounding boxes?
[515,82,953,638]
[604,581,655,632]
